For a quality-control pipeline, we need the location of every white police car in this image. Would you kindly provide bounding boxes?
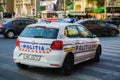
[13,22,102,75]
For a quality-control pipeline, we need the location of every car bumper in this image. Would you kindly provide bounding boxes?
[0,28,4,34]
[13,47,66,68]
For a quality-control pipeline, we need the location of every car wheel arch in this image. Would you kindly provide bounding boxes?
[62,52,74,65]
[110,30,117,37]
[59,52,74,75]
[5,29,17,35]
[93,44,102,62]
[4,29,17,38]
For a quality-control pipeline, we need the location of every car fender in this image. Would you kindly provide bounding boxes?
[4,28,17,34]
[61,52,74,66]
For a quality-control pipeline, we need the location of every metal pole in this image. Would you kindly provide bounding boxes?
[3,0,7,12]
[104,0,107,19]
[64,0,66,16]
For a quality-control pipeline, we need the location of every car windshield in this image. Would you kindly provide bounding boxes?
[20,27,59,39]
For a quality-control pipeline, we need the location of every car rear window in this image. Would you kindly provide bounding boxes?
[20,27,59,39]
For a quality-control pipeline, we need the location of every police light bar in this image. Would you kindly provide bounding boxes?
[45,18,58,21]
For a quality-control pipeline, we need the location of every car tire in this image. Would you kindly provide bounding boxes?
[59,54,74,75]
[93,46,101,62]
[110,30,117,37]
[118,25,120,29]
[16,63,29,69]
[6,31,15,38]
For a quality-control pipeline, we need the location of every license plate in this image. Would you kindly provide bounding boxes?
[23,54,41,61]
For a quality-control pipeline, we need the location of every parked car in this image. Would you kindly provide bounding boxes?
[0,18,37,38]
[13,22,102,75]
[74,19,119,37]
[104,17,120,29]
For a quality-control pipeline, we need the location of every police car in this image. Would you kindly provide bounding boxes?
[13,22,102,75]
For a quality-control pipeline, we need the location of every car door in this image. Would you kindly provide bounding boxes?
[13,20,26,35]
[64,25,86,63]
[25,20,35,25]
[77,25,97,61]
[84,20,98,34]
[86,20,105,36]
[97,20,108,35]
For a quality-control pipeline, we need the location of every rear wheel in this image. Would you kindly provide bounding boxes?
[16,63,29,69]
[110,30,117,37]
[5,31,15,38]
[59,54,74,75]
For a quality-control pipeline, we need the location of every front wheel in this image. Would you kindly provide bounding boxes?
[5,31,15,38]
[93,46,101,62]
[59,54,74,75]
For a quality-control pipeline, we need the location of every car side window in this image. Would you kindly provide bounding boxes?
[97,21,106,27]
[17,20,24,25]
[26,20,33,25]
[77,25,91,38]
[24,20,29,25]
[89,21,95,24]
[64,25,79,38]
[13,21,18,25]
[84,21,90,25]
[86,21,95,27]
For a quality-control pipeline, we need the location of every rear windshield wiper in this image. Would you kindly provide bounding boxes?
[34,35,45,38]
[34,35,49,38]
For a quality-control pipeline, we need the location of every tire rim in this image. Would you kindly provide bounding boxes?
[8,32,14,38]
[111,30,116,36]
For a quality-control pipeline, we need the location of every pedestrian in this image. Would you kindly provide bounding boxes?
[12,12,15,18]
[80,17,84,20]
[38,15,45,23]
[0,12,3,21]
[0,12,1,21]
[75,16,79,21]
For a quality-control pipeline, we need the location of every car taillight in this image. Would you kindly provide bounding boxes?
[16,38,20,47]
[51,40,63,50]
[0,24,4,28]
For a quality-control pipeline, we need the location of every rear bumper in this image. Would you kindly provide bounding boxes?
[0,28,4,34]
[13,47,66,68]
[14,59,62,68]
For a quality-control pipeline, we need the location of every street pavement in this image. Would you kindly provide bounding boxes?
[0,34,120,80]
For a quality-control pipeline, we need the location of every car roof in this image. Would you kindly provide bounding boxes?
[27,22,75,28]
[81,19,100,21]
[75,19,101,23]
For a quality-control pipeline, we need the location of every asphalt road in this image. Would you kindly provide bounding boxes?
[0,34,120,80]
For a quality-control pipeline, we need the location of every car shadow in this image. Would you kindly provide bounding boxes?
[0,35,17,39]
[21,59,99,76]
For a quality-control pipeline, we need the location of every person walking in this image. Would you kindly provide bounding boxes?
[38,15,45,23]
[0,12,3,21]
